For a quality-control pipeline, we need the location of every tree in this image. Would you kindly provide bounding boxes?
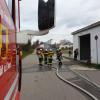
[32,40,40,49]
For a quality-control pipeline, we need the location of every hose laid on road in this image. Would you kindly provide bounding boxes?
[55,67,98,100]
[69,68,100,89]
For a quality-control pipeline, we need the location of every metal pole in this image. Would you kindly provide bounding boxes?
[95,35,98,64]
[96,40,98,64]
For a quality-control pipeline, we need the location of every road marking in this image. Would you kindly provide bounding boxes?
[4,74,18,100]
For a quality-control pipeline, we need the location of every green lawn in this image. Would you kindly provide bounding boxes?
[22,49,33,59]
[86,63,100,69]
[62,50,69,54]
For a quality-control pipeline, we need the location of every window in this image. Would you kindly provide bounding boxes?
[5,0,8,5]
[5,0,13,15]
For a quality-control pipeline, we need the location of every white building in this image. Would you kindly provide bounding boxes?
[17,30,49,44]
[59,44,73,49]
[17,32,30,44]
[72,21,100,64]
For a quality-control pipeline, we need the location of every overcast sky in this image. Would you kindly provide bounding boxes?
[20,0,100,43]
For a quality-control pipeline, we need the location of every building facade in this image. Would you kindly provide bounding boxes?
[72,21,100,64]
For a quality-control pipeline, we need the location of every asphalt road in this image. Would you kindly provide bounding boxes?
[21,54,88,100]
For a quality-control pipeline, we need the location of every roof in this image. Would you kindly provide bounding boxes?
[20,29,49,36]
[72,21,100,35]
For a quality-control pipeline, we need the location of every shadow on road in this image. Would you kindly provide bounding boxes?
[22,64,53,73]
[22,57,79,74]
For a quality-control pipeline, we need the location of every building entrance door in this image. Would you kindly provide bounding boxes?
[80,34,91,62]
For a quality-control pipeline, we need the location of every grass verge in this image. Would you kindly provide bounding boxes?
[85,63,100,69]
[63,56,100,69]
[22,49,33,59]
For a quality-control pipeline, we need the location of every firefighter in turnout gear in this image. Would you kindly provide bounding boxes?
[48,49,54,68]
[56,49,63,68]
[37,49,43,66]
[43,49,48,65]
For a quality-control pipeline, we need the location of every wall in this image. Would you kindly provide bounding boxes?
[73,26,100,64]
[17,32,30,44]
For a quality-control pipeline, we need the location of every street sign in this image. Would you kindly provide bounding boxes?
[95,35,98,40]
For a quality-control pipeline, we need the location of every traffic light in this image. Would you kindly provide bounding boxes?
[38,0,55,30]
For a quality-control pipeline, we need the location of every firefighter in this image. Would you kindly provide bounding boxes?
[48,49,54,68]
[74,48,78,60]
[43,49,48,65]
[56,49,63,68]
[37,49,43,66]
[56,49,62,60]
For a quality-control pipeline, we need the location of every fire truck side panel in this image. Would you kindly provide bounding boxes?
[0,0,18,99]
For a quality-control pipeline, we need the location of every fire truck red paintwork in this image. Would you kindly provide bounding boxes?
[0,0,20,99]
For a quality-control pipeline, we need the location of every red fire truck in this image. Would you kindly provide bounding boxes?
[0,0,55,99]
[0,0,21,99]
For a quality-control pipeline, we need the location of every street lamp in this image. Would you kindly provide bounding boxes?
[94,35,98,64]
